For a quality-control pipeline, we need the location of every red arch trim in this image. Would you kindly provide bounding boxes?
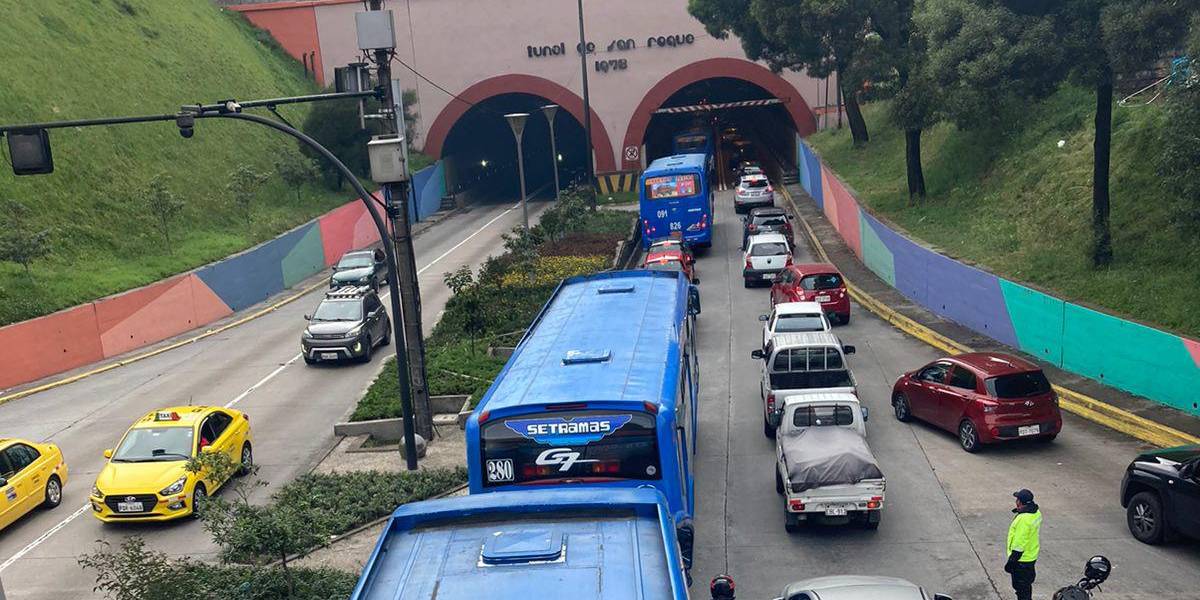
[423,74,617,173]
[622,58,818,171]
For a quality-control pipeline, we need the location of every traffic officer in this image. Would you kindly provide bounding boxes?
[1005,488,1042,600]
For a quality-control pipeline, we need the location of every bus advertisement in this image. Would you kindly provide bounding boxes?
[639,154,714,248]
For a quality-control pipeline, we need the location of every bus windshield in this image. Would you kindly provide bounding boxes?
[675,135,708,152]
[480,410,661,486]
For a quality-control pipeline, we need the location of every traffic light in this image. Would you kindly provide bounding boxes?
[6,129,54,175]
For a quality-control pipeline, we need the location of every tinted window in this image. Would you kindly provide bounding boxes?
[644,261,684,273]
[337,256,372,269]
[481,411,660,487]
[364,295,382,313]
[949,367,977,391]
[0,451,12,478]
[986,371,1052,398]
[113,427,194,462]
[750,242,789,256]
[918,364,949,383]
[312,300,362,322]
[774,314,826,333]
[5,444,39,474]
[799,274,843,291]
[208,412,233,439]
[793,405,855,427]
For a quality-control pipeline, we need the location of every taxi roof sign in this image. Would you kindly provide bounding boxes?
[155,411,181,422]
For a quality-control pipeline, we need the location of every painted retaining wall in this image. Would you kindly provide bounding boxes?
[796,140,1200,418]
[0,161,444,391]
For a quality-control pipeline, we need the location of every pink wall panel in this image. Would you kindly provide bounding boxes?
[95,275,217,358]
[0,305,103,390]
[826,172,862,258]
[188,274,235,326]
[317,199,382,266]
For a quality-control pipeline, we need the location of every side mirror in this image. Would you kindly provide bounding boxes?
[691,277,701,285]
[676,519,695,571]
[331,265,339,272]
[861,406,869,422]
[0,477,7,487]
[843,345,856,355]
[689,287,701,316]
[768,409,782,428]
[758,314,769,322]
[103,449,113,459]
[303,314,312,321]
[750,349,764,360]
[932,595,954,600]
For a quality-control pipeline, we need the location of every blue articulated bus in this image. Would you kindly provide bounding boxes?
[348,488,692,600]
[639,154,714,248]
[466,270,700,527]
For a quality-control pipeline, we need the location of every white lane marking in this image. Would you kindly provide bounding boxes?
[0,201,523,574]
[0,503,89,572]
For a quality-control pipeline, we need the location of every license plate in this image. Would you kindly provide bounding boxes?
[816,295,831,302]
[1018,425,1040,437]
[762,273,776,280]
[824,506,848,516]
[320,352,339,360]
[117,502,144,513]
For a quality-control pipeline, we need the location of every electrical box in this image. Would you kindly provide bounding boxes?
[6,129,54,175]
[368,135,408,183]
[355,10,396,51]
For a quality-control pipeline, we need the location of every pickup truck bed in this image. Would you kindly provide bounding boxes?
[775,426,885,531]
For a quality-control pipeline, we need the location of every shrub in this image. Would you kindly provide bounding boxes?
[500,255,609,287]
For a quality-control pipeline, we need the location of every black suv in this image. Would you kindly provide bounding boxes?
[330,250,387,291]
[1120,444,1200,544]
[741,207,794,250]
[301,286,390,364]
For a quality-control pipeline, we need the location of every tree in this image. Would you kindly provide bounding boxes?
[1159,25,1200,228]
[688,0,882,145]
[299,90,379,189]
[78,538,195,600]
[402,88,420,152]
[924,0,1195,266]
[0,201,51,274]
[226,165,269,226]
[140,174,185,249]
[274,152,319,204]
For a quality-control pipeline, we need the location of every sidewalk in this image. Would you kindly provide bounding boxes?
[784,183,1200,445]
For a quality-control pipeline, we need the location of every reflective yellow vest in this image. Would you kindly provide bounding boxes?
[1006,509,1042,562]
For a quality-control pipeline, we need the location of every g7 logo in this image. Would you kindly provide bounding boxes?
[535,448,598,472]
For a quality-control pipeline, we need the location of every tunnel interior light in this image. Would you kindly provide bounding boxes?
[557,154,563,162]
[480,160,489,167]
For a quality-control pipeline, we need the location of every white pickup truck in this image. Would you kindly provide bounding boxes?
[772,392,885,532]
[751,332,856,437]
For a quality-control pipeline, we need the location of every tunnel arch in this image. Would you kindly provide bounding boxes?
[622,58,818,171]
[424,74,617,173]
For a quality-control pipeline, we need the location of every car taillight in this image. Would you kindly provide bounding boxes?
[767,393,776,413]
[786,255,793,266]
[789,499,804,511]
[867,496,882,509]
[767,185,773,193]
[745,257,753,270]
[748,224,757,232]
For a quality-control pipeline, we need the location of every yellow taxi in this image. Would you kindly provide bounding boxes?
[0,438,68,531]
[90,406,252,523]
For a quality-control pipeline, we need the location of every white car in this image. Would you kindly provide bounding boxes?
[734,174,774,213]
[778,576,952,600]
[759,301,831,349]
[742,233,791,287]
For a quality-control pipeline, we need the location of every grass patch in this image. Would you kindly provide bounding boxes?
[0,1,354,325]
[807,85,1200,337]
[596,189,638,205]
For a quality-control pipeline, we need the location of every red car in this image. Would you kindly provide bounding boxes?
[891,352,1063,452]
[769,263,850,324]
[643,249,695,283]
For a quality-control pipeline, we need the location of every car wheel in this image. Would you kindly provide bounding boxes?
[775,469,784,495]
[763,414,776,439]
[359,337,373,363]
[784,512,801,533]
[743,280,752,289]
[862,511,881,530]
[237,442,253,477]
[893,393,912,422]
[958,419,981,453]
[1127,491,1166,544]
[840,314,851,325]
[303,355,317,365]
[42,475,63,509]
[190,484,208,519]
[380,322,391,346]
[1037,433,1057,443]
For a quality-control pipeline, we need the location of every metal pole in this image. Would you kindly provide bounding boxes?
[542,104,560,201]
[369,0,434,445]
[577,0,595,207]
[516,136,528,229]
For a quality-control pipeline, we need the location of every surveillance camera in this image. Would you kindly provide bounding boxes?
[179,127,194,139]
[176,113,195,139]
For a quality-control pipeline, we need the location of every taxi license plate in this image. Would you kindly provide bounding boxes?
[824,506,848,517]
[320,352,339,360]
[816,295,831,302]
[1018,425,1041,437]
[117,501,144,513]
[762,273,775,280]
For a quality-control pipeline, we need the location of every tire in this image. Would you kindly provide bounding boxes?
[784,512,801,533]
[862,511,881,530]
[303,355,317,365]
[775,469,785,495]
[1127,491,1166,544]
[380,321,391,346]
[743,280,752,289]
[1037,433,1057,443]
[840,314,851,325]
[359,337,373,363]
[42,475,62,509]
[190,484,208,519]
[958,419,981,453]
[764,414,776,439]
[236,443,253,477]
[893,393,912,423]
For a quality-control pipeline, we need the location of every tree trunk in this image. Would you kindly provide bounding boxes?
[905,128,927,203]
[281,553,296,597]
[1091,70,1114,267]
[839,75,869,146]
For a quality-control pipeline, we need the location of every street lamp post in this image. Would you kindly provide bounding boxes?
[540,104,560,201]
[576,0,596,208]
[505,112,530,231]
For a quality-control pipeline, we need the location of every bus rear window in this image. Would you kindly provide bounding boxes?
[481,411,660,487]
[646,174,698,199]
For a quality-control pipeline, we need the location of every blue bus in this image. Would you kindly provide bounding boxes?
[639,154,714,248]
[672,127,715,158]
[348,488,693,600]
[466,270,700,526]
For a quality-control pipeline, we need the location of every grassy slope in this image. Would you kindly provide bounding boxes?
[808,87,1200,338]
[0,0,351,325]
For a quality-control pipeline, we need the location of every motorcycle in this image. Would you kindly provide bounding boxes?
[1053,556,1112,600]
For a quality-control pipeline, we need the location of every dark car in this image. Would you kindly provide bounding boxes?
[1121,444,1200,544]
[891,352,1063,452]
[742,207,794,249]
[330,249,387,291]
[301,286,390,364]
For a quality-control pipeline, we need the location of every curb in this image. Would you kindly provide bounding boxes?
[780,186,1200,449]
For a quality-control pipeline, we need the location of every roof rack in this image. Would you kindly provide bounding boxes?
[325,285,373,299]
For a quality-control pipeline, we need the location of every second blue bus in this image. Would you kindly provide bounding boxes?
[465,270,700,528]
[639,153,714,248]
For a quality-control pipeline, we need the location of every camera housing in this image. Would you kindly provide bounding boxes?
[176,113,195,139]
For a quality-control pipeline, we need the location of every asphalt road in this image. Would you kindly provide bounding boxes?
[690,190,1200,600]
[0,197,550,599]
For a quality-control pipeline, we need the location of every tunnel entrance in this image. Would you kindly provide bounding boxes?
[642,77,798,189]
[440,93,587,202]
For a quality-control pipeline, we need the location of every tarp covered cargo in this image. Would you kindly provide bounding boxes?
[780,426,883,492]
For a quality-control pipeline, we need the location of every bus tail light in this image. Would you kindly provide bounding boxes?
[789,499,804,511]
[522,464,556,478]
[478,410,491,424]
[643,401,659,415]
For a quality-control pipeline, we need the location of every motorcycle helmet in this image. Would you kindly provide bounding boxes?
[710,574,736,600]
[1084,555,1111,584]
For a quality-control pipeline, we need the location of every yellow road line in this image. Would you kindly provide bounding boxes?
[780,186,1199,448]
[0,278,329,407]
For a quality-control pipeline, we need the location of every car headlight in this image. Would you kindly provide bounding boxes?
[345,325,363,338]
[302,329,314,339]
[159,476,187,496]
[92,485,102,498]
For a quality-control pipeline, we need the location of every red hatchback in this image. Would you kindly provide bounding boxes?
[891,352,1063,452]
[643,249,695,283]
[769,263,851,324]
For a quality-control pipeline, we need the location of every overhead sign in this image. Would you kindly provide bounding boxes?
[504,414,633,446]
